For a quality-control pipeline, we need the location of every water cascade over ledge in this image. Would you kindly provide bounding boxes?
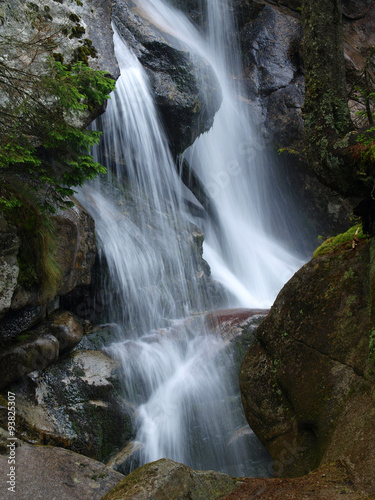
[76,0,308,479]
[137,0,306,308]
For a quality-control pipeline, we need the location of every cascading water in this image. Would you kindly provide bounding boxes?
[137,0,306,308]
[77,26,271,476]
[76,0,308,479]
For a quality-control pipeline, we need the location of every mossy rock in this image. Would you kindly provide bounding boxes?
[102,458,238,500]
[313,224,368,258]
[240,237,375,493]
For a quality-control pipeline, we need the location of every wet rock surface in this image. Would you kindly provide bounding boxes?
[239,237,375,495]
[54,200,97,297]
[112,0,222,155]
[0,311,83,390]
[204,308,268,371]
[0,333,59,390]
[0,348,134,461]
[236,0,375,236]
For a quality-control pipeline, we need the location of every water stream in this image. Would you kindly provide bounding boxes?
[77,0,306,478]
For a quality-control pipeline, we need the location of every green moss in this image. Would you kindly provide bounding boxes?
[69,12,80,23]
[313,225,368,258]
[0,180,62,300]
[16,332,34,343]
[71,420,80,434]
[70,25,85,39]
[369,329,375,364]
[72,39,97,66]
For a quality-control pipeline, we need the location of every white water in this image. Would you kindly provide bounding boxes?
[76,0,308,478]
[78,26,271,476]
[80,32,202,331]
[138,0,305,308]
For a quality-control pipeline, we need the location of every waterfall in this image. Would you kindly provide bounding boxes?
[75,0,307,479]
[137,0,306,308]
[77,26,271,476]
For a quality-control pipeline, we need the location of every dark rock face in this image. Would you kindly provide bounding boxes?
[239,237,375,495]
[0,216,20,320]
[239,4,303,150]
[0,311,83,389]
[236,0,375,237]
[54,200,97,297]
[112,0,222,155]
[237,3,353,238]
[0,199,96,348]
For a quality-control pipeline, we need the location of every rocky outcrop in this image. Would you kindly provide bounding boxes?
[0,199,96,348]
[0,347,133,461]
[102,458,238,500]
[0,439,124,500]
[0,216,20,320]
[54,201,97,297]
[1,0,119,127]
[102,457,369,500]
[0,0,111,349]
[236,0,375,236]
[0,311,82,390]
[239,0,375,143]
[239,235,375,495]
[112,0,222,155]
[239,4,303,149]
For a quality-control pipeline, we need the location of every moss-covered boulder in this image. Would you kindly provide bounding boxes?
[0,198,96,346]
[239,235,375,495]
[102,458,238,500]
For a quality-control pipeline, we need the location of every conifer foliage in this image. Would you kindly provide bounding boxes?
[0,21,115,212]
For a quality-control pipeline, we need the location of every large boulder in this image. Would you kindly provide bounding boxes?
[239,233,375,495]
[101,458,238,500]
[0,348,134,461]
[112,0,222,155]
[54,200,97,297]
[0,199,96,346]
[0,440,124,500]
